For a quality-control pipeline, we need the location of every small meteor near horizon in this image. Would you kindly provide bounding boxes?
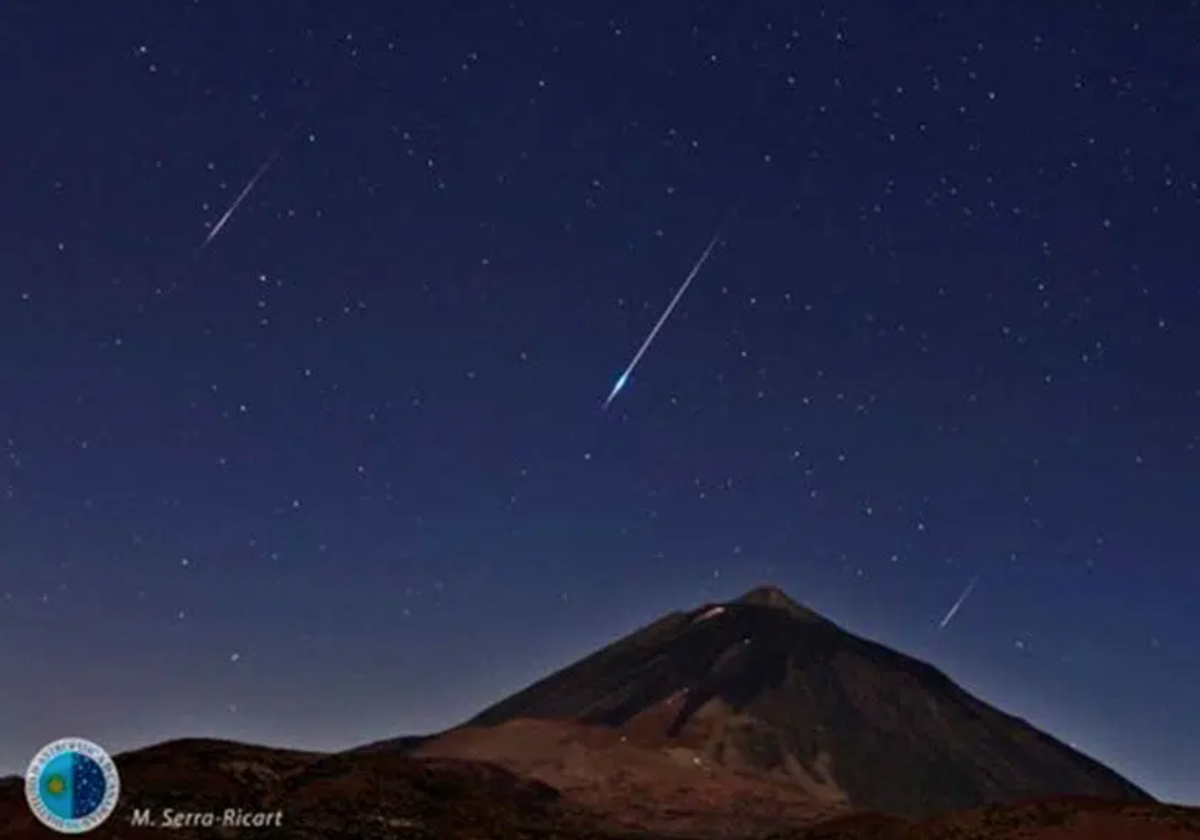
[602,206,740,410]
[938,572,981,631]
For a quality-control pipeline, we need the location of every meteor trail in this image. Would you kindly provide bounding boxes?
[194,115,304,257]
[938,572,981,630]
[195,149,282,255]
[602,209,738,409]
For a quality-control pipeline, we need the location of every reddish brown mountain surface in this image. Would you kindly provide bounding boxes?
[408,716,848,837]
[2,585,1194,840]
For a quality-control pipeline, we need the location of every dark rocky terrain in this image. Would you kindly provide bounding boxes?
[4,585,1195,839]
[766,797,1200,839]
[0,738,642,839]
[2,741,1196,840]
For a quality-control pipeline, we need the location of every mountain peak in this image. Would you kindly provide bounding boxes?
[732,583,824,622]
[462,583,1151,818]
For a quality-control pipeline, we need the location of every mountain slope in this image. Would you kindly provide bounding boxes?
[459,584,1152,818]
[412,717,848,837]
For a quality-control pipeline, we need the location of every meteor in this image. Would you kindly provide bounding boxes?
[195,148,282,255]
[602,208,738,409]
[938,572,981,630]
[194,115,305,257]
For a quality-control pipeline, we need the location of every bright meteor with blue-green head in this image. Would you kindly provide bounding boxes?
[602,371,631,409]
[602,208,738,410]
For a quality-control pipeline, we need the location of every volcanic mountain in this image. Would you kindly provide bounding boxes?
[415,584,1151,822]
[1,584,1192,840]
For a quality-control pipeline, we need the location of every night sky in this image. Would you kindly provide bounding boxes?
[3,1,1198,806]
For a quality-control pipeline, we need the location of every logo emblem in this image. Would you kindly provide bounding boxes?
[25,738,120,834]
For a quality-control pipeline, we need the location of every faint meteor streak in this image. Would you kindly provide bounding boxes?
[938,573,981,630]
[602,209,738,409]
[194,149,282,255]
[194,116,304,257]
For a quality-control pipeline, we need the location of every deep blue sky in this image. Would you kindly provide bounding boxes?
[3,0,1198,805]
